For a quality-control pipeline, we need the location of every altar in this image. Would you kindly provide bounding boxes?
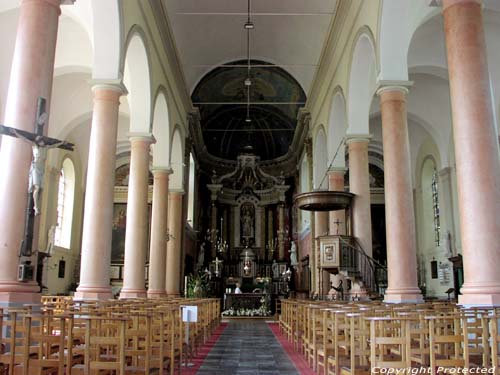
[224,293,266,311]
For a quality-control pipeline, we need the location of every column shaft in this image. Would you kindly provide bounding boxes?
[210,202,217,258]
[443,0,500,305]
[347,139,373,257]
[328,169,347,236]
[75,86,124,300]
[378,88,423,303]
[278,204,285,260]
[0,0,61,302]
[120,136,153,299]
[314,211,328,295]
[147,169,171,298]
[166,192,184,295]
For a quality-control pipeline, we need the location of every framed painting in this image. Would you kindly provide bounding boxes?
[319,236,340,268]
[111,203,152,264]
[111,203,127,263]
[110,265,121,280]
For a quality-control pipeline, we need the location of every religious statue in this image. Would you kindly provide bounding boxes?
[197,242,206,270]
[289,241,298,267]
[272,260,279,279]
[241,204,254,238]
[46,225,56,255]
[11,130,68,215]
[0,97,73,257]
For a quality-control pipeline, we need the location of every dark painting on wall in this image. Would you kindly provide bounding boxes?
[111,203,152,264]
[111,203,127,263]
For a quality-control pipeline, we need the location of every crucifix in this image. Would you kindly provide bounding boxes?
[334,218,342,235]
[0,97,74,257]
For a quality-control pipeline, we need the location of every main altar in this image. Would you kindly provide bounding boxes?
[198,148,296,315]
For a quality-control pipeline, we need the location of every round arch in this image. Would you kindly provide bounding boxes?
[90,0,122,80]
[347,31,377,135]
[151,88,170,168]
[378,0,439,81]
[123,29,152,134]
[313,125,328,190]
[328,88,347,169]
[169,126,184,191]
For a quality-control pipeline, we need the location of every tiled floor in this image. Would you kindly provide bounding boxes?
[196,320,300,375]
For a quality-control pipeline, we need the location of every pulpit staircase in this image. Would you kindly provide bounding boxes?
[338,236,387,297]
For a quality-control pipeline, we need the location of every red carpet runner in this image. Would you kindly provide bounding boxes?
[268,322,315,375]
[182,322,227,374]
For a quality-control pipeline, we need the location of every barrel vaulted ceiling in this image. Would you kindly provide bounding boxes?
[164,0,338,162]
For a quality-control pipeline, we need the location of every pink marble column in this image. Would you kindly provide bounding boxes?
[147,168,172,298]
[328,168,347,236]
[120,135,154,299]
[442,0,500,305]
[378,87,423,303]
[347,137,373,257]
[75,84,126,301]
[314,211,328,295]
[0,0,62,303]
[165,191,184,296]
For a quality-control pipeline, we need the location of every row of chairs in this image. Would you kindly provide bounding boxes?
[0,296,220,374]
[279,299,500,374]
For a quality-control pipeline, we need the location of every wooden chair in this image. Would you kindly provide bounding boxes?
[489,315,500,374]
[427,315,469,375]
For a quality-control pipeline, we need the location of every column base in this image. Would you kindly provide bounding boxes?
[119,289,147,299]
[147,290,167,299]
[74,285,113,301]
[0,281,40,306]
[384,287,424,304]
[166,292,181,297]
[458,284,500,306]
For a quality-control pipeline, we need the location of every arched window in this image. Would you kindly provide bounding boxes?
[431,168,441,246]
[54,158,75,249]
[187,153,195,226]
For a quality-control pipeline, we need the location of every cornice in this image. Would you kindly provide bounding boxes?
[146,0,193,116]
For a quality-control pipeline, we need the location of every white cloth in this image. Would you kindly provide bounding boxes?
[235,287,242,294]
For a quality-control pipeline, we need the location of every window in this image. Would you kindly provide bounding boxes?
[431,168,441,246]
[54,158,75,249]
[54,170,65,246]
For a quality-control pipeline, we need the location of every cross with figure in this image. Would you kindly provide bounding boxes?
[334,218,342,235]
[0,97,74,256]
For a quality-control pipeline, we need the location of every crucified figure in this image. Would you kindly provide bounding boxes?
[12,129,67,216]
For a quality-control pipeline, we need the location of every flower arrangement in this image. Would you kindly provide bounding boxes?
[221,306,272,317]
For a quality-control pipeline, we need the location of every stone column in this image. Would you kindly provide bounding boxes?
[442,0,500,305]
[328,168,347,236]
[328,168,347,296]
[147,168,172,298]
[347,137,373,257]
[75,83,126,300]
[120,135,154,299]
[378,86,423,303]
[165,191,184,295]
[278,203,285,260]
[0,0,64,304]
[315,211,329,295]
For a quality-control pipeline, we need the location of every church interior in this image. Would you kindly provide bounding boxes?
[0,0,499,373]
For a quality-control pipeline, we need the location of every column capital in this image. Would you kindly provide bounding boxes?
[345,134,372,145]
[90,79,128,95]
[376,80,413,96]
[327,167,347,175]
[128,132,156,145]
[152,167,173,175]
[169,189,185,196]
[441,0,482,11]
